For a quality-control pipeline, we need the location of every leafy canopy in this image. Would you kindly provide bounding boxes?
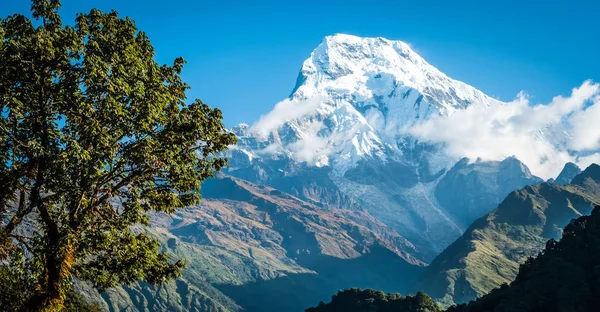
[0,0,236,310]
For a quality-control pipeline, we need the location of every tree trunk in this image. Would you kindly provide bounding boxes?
[21,242,74,312]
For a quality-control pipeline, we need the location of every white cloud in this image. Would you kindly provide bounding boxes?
[408,80,600,180]
[250,96,324,138]
[287,121,331,166]
[568,94,600,151]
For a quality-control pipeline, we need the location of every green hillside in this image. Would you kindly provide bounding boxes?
[411,164,600,307]
[447,205,600,311]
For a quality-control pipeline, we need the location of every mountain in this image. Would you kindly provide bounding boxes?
[447,205,600,312]
[555,162,582,185]
[81,34,559,310]
[411,164,600,307]
[435,157,543,228]
[228,34,540,257]
[81,175,425,312]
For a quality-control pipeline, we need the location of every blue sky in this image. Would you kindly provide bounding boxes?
[2,0,599,127]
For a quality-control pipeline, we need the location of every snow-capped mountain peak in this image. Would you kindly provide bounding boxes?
[237,34,504,173]
[293,34,501,114]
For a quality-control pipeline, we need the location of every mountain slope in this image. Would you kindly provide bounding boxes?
[81,175,424,312]
[447,205,600,312]
[435,157,543,228]
[411,164,600,307]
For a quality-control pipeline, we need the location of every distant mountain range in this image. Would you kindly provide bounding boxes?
[81,175,425,312]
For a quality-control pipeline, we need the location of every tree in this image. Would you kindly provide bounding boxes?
[305,288,443,312]
[0,253,102,311]
[0,0,236,310]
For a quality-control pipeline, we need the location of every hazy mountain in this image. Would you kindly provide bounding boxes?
[435,157,543,228]
[411,164,600,307]
[555,162,582,185]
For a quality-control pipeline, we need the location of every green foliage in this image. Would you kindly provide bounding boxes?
[0,0,236,310]
[0,252,102,311]
[447,205,600,312]
[305,288,443,312]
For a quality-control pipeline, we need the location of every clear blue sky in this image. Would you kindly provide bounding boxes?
[2,0,599,127]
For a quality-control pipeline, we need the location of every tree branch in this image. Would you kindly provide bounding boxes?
[0,190,31,243]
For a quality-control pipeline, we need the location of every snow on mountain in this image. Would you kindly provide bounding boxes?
[292,34,500,113]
